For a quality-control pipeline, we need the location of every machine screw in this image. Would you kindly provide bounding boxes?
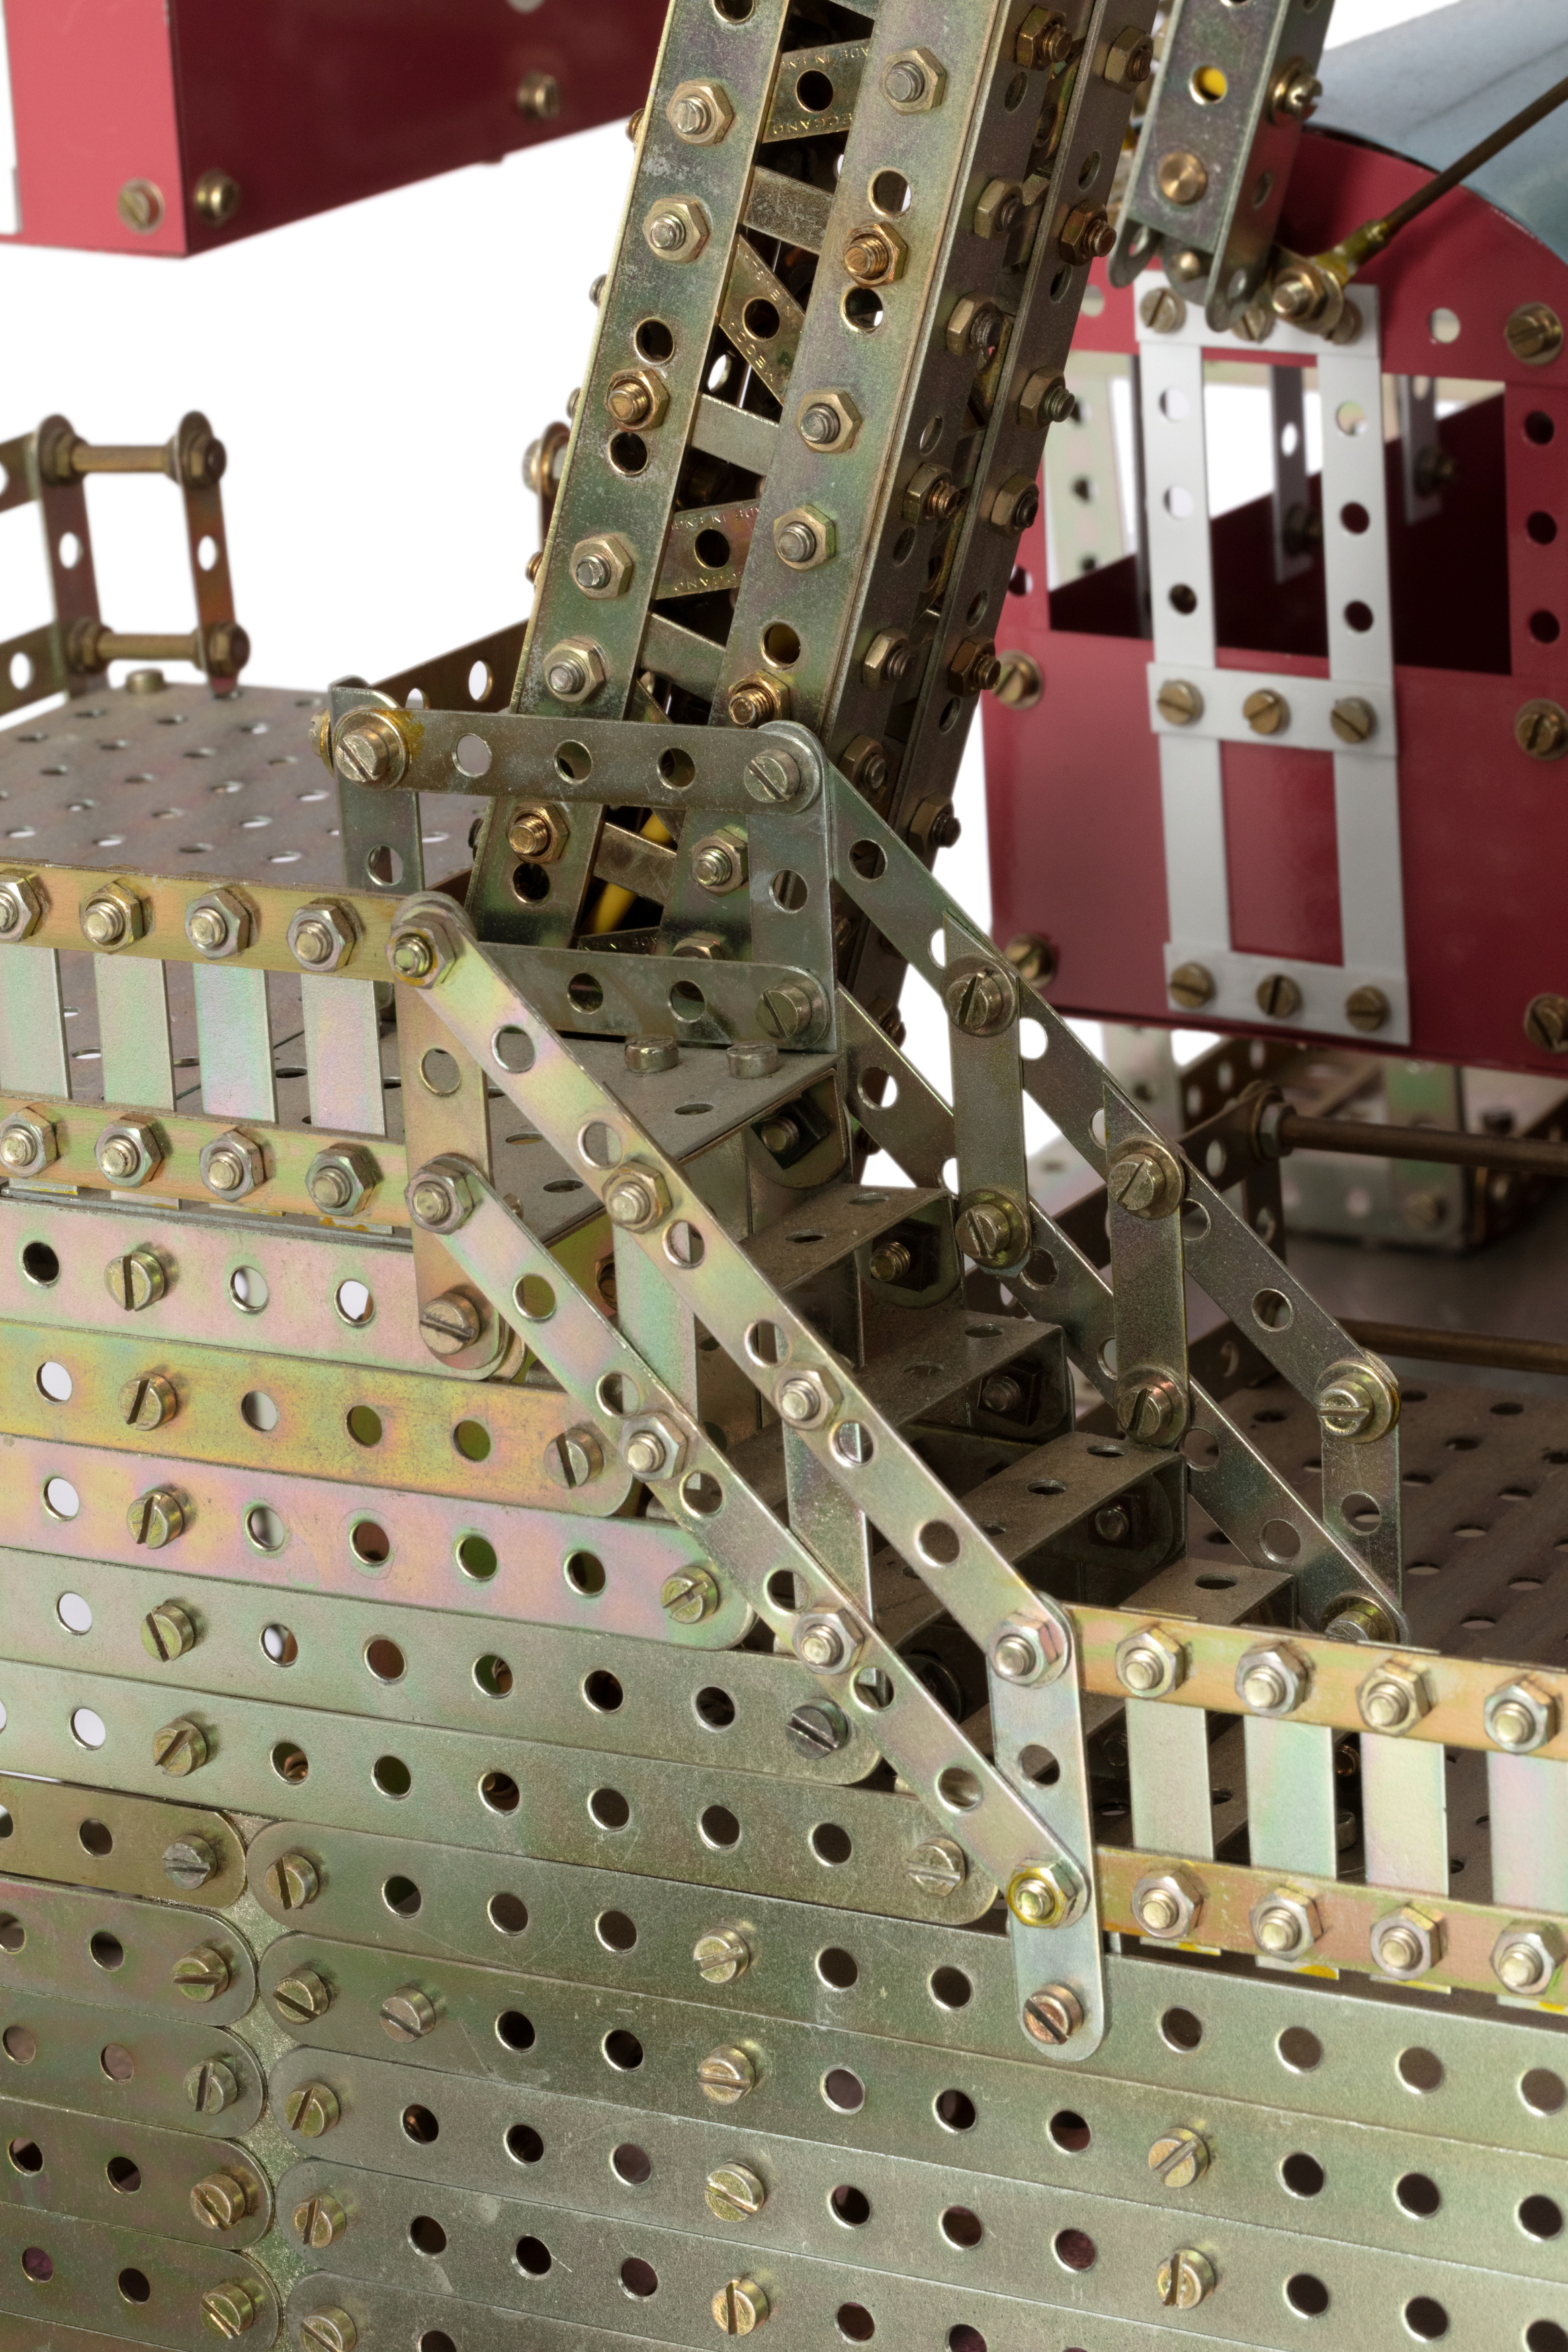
[776,1368,842,1431]
[1256,971,1303,1019]
[786,1701,849,1757]
[293,2192,349,2249]
[1004,933,1057,987]
[1330,694,1377,745]
[662,1568,720,1624]
[298,2311,357,2352]
[172,1943,230,2001]
[407,1160,476,1234]
[1371,1904,1444,1980]
[200,2281,265,2339]
[1168,961,1215,1010]
[906,1837,967,1898]
[1268,58,1321,120]
[81,880,148,950]
[1516,700,1568,760]
[1022,1984,1084,2045]
[380,1984,440,2040]
[1315,1357,1398,1441]
[757,980,822,1042]
[265,1851,321,1910]
[729,675,790,729]
[332,708,408,789]
[165,1835,220,1890]
[744,749,805,805]
[945,965,1014,1034]
[1485,1675,1558,1753]
[184,888,250,958]
[644,198,709,260]
[544,1427,605,1490]
[691,835,748,893]
[0,872,45,938]
[625,1034,680,1073]
[1157,151,1208,206]
[1008,1859,1084,1929]
[1155,677,1203,726]
[543,638,607,702]
[284,2081,341,2137]
[954,1189,1028,1267]
[152,1714,208,1777]
[1106,1136,1184,1218]
[1507,302,1564,366]
[1057,204,1115,265]
[882,47,945,110]
[1344,984,1391,1033]
[774,507,834,569]
[130,1488,187,1550]
[1158,2249,1216,2309]
[186,2059,240,2115]
[713,2279,771,2335]
[1492,1923,1566,1997]
[694,1928,752,1984]
[140,1597,195,1660]
[1243,687,1290,736]
[200,1128,265,1200]
[604,1166,670,1231]
[1141,287,1187,335]
[793,1609,859,1671]
[1116,1626,1186,1699]
[388,926,449,983]
[1236,1642,1309,1716]
[1095,1503,1131,1542]
[275,1969,335,2023]
[1324,1593,1401,1644]
[0,1111,56,1176]
[308,1144,380,1216]
[1525,994,1568,1052]
[191,2169,253,2230]
[706,2163,767,2222]
[1250,1888,1321,1958]
[1132,1867,1205,1941]
[1357,1663,1430,1734]
[1117,1372,1185,1447]
[1149,2128,1211,2189]
[287,899,359,971]
[844,224,904,284]
[420,1290,484,1357]
[699,2044,756,2103]
[667,79,734,143]
[96,1118,163,1186]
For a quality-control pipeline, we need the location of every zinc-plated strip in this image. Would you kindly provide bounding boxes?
[742,164,833,251]
[302,976,386,1139]
[1243,1718,1338,1878]
[1141,337,1216,668]
[0,859,398,974]
[396,974,508,1378]
[0,2098,269,2247]
[95,954,175,1111]
[0,1874,257,2026]
[331,682,426,900]
[717,243,803,405]
[192,961,275,1124]
[0,1999,263,2137]
[944,913,1028,1216]
[0,1773,243,1908]
[0,943,68,1097]
[1158,727,1231,948]
[691,392,781,477]
[1489,1753,1568,1915]
[0,2208,277,2351]
[1362,1734,1448,1898]
[1127,1699,1215,1859]
[1104,1079,1189,1436]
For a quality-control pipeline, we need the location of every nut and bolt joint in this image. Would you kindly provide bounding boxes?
[1357,1662,1430,1735]
[1132,1866,1205,1941]
[603,1164,670,1232]
[0,1111,58,1177]
[1250,1888,1322,1958]
[543,637,607,704]
[1235,1641,1309,1718]
[287,900,359,971]
[622,1414,688,1482]
[81,880,148,950]
[1116,1626,1186,1699]
[0,873,45,939]
[793,1609,861,1673]
[1492,1923,1566,1997]
[1007,1859,1086,1929]
[406,1157,478,1234]
[200,1129,265,1200]
[1371,1903,1445,1980]
[691,833,748,893]
[307,1143,380,1217]
[882,48,946,112]
[1106,1136,1185,1219]
[95,1117,163,1187]
[1485,1676,1559,1754]
[775,1366,841,1431]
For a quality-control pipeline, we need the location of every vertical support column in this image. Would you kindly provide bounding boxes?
[945,914,1029,1236]
[1244,1718,1338,1877]
[1362,1736,1447,1898]
[0,949,69,1096]
[1127,1702,1214,1859]
[97,958,174,1111]
[396,986,509,1380]
[303,979,387,1138]
[1104,1085,1188,1452]
[1489,1754,1568,1915]
[193,965,276,1124]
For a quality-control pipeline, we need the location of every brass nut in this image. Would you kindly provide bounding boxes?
[543,638,607,704]
[0,872,45,941]
[843,220,906,284]
[172,1943,230,2001]
[287,899,359,972]
[200,1128,265,1200]
[774,506,835,570]
[1132,1865,1205,1941]
[81,879,148,951]
[130,1489,187,1550]
[988,472,1041,532]
[1268,56,1321,122]
[667,79,734,144]
[570,534,634,599]
[1007,1859,1086,1929]
[306,1143,380,1218]
[1168,961,1215,1010]
[1016,9,1073,70]
[1156,679,1203,726]
[1017,370,1077,429]
[797,390,861,452]
[1116,1626,1186,1699]
[152,1714,207,1774]
[973,177,1024,240]
[946,294,1004,362]
[1250,1887,1321,1958]
[107,1247,169,1312]
[882,46,946,112]
[140,1599,196,1660]
[644,196,710,262]
[1516,698,1568,760]
[1106,1136,1184,1218]
[1101,24,1155,87]
[1357,1661,1430,1736]
[1235,1640,1309,1717]
[0,1109,58,1177]
[1371,1903,1444,1980]
[903,461,965,525]
[331,707,411,790]
[1057,204,1115,265]
[1506,302,1563,366]
[1243,687,1289,736]
[838,734,890,797]
[1485,1675,1558,1754]
[605,368,669,430]
[184,887,251,958]
[1157,150,1209,206]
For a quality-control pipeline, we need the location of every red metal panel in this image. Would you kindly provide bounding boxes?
[984,130,1568,1078]
[1,0,668,255]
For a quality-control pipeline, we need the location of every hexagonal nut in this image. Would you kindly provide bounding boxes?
[1492,1922,1567,1997]
[948,637,1002,695]
[199,1129,266,1201]
[1115,1625,1186,1699]
[793,1608,863,1673]
[570,533,635,600]
[643,196,710,263]
[306,1143,380,1218]
[946,293,1004,362]
[773,506,836,571]
[605,367,670,431]
[1016,7,1074,69]
[1356,1661,1431,1736]
[94,1116,164,1188]
[1250,1886,1322,1959]
[0,1109,58,1178]
[287,899,360,973]
[1131,1865,1205,1941]
[974,177,1024,240]
[0,872,45,942]
[184,887,251,959]
[667,78,734,144]
[861,629,913,690]
[386,913,460,986]
[621,1413,689,1483]
[1371,1903,1445,1980]
[988,472,1041,533]
[507,802,572,860]
[1485,1674,1559,1754]
[1101,22,1155,87]
[1016,369,1076,430]
[80,878,148,951]
[542,636,608,704]
[843,220,908,285]
[1235,1640,1310,1718]
[883,45,947,111]
[331,705,413,790]
[796,390,861,454]
[406,1155,478,1234]
[690,831,749,894]
[1007,1859,1086,1929]
[1058,203,1115,266]
[774,1366,842,1431]
[603,1163,670,1232]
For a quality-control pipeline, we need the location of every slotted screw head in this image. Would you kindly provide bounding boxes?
[1022,1983,1083,2045]
[173,1943,230,2001]
[713,2278,770,2335]
[264,1851,320,1910]
[380,1984,439,2041]
[757,981,819,1040]
[420,1288,484,1356]
[164,1835,219,1890]
[694,1928,752,1984]
[945,966,1012,1034]
[153,1713,207,1774]
[191,2169,253,2230]
[275,1968,334,2023]
[1141,288,1187,337]
[908,1837,967,1897]
[661,1567,720,1623]
[744,749,803,804]
[1149,2128,1210,2189]
[1507,302,1565,364]
[1345,984,1391,1034]
[544,1427,605,1489]
[1516,700,1568,760]
[1526,993,1568,1052]
[141,1599,195,1660]
[186,2058,239,2115]
[285,2081,341,2137]
[293,2192,349,2249]
[300,2310,357,2352]
[954,1189,1028,1267]
[1332,694,1377,745]
[1256,970,1303,1019]
[201,2281,264,2339]
[706,2163,767,2222]
[1156,676,1202,724]
[1106,1137,1184,1218]
[1244,687,1290,737]
[1168,960,1215,1011]
[699,2044,756,2103]
[625,1033,680,1073]
[1158,2249,1215,2309]
[787,1701,848,1757]
[333,709,407,788]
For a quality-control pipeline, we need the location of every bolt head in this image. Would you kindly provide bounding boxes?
[1116,1627,1186,1698]
[420,1288,484,1357]
[1106,1137,1184,1219]
[1485,1677,1557,1753]
[699,2044,756,2104]
[1244,686,1290,737]
[172,1941,229,1999]
[284,2081,341,2136]
[705,2162,767,2222]
[148,1698,204,1758]
[1157,150,1209,206]
[1149,2128,1209,2188]
[905,1836,967,1897]
[1315,1356,1398,1441]
[1516,700,1568,761]
[954,1187,1028,1268]
[1508,302,1565,365]
[1022,1983,1084,2044]
[1008,1859,1084,1929]
[380,1984,439,2040]
[300,2311,357,2352]
[186,2058,240,2114]
[191,2169,253,2230]
[661,1567,720,1623]
[164,1835,220,1889]
[1344,984,1391,1034]
[694,1927,751,1984]
[1156,677,1203,725]
[1236,1642,1309,1716]
[131,1488,187,1550]
[264,1851,320,1910]
[293,2193,349,2249]
[200,2281,265,2339]
[1132,1867,1204,1941]
[332,708,408,789]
